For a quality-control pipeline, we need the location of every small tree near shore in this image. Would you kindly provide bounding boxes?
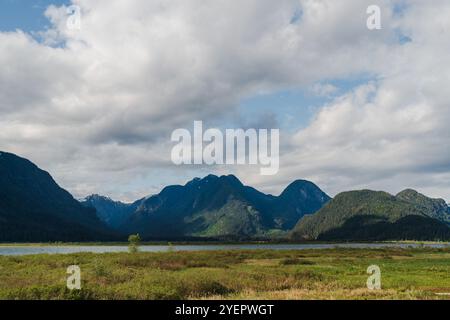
[128,234,141,253]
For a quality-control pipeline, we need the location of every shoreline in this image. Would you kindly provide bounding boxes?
[0,240,449,247]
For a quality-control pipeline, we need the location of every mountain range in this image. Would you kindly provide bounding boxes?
[1,150,449,242]
[82,174,331,240]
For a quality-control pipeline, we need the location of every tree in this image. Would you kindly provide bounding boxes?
[128,234,141,253]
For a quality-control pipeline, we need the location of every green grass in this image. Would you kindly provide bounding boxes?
[0,247,449,300]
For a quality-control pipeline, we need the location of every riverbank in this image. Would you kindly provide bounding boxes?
[1,240,449,247]
[1,242,450,256]
[0,247,449,300]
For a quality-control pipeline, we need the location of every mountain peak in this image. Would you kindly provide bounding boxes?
[81,194,140,229]
[0,151,40,171]
[281,179,331,202]
[396,189,449,224]
[84,194,114,202]
[218,174,244,187]
[397,188,448,206]
[185,174,243,189]
[289,179,315,186]
[284,179,319,191]
[185,174,218,187]
[396,189,420,198]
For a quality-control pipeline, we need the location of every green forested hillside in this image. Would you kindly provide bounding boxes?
[121,175,330,239]
[396,189,450,224]
[291,190,450,241]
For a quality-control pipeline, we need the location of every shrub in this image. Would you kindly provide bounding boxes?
[128,234,141,253]
[280,258,316,266]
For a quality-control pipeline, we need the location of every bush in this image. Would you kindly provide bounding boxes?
[280,258,315,266]
[128,234,141,253]
[4,286,96,300]
[177,279,234,298]
[92,259,111,277]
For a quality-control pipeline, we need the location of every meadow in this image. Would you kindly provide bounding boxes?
[0,247,449,300]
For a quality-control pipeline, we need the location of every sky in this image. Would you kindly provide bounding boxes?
[1,0,450,202]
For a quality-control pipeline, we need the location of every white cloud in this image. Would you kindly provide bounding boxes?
[1,0,449,201]
[247,0,450,200]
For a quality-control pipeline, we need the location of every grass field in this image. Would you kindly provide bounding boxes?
[0,247,449,300]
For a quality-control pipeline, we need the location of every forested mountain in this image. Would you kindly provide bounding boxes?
[117,175,331,240]
[291,190,450,241]
[0,151,118,242]
[396,189,450,224]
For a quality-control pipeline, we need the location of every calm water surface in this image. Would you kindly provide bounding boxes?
[0,243,448,256]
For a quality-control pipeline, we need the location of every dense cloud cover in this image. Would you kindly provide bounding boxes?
[0,0,449,201]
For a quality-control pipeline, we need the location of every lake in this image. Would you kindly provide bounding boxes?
[0,242,448,256]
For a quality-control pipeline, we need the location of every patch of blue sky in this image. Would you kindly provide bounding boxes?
[392,0,410,18]
[0,0,70,33]
[290,7,303,25]
[397,32,412,45]
[388,1,412,45]
[235,75,377,133]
